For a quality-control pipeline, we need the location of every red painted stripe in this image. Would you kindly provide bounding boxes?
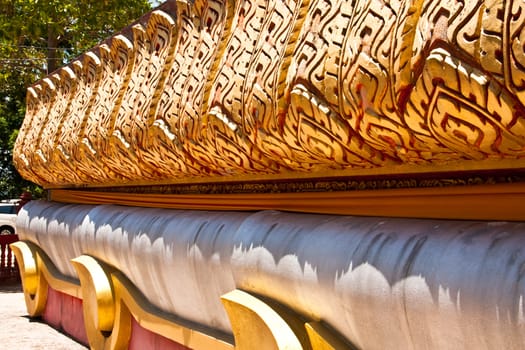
[42,286,88,346]
[129,316,191,350]
[41,286,191,349]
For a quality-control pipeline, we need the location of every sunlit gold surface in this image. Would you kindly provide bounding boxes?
[221,290,305,350]
[305,323,355,350]
[13,0,525,188]
[9,241,47,316]
[221,290,354,350]
[9,241,81,316]
[71,256,117,349]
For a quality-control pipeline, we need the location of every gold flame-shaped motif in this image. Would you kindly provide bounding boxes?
[13,0,525,187]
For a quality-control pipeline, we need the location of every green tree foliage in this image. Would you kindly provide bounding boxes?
[0,0,152,199]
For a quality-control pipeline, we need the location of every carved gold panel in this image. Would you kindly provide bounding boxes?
[13,86,44,184]
[104,11,179,181]
[82,35,136,183]
[13,0,525,188]
[34,69,78,182]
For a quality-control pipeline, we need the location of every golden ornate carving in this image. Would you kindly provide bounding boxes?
[13,0,525,188]
[68,173,524,194]
[35,69,79,182]
[58,54,103,183]
[81,35,136,183]
[17,80,61,185]
[105,11,179,181]
[13,86,45,184]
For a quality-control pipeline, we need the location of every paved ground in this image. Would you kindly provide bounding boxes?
[0,282,87,349]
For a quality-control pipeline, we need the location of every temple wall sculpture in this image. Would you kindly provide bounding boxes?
[12,0,525,188]
[10,0,525,349]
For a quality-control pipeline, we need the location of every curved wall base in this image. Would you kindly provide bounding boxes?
[11,240,234,350]
[13,200,525,349]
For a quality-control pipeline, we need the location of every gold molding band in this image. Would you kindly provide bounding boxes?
[51,182,525,221]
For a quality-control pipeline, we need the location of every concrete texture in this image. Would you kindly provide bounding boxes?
[0,282,87,349]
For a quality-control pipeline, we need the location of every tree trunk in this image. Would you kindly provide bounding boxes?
[47,25,59,74]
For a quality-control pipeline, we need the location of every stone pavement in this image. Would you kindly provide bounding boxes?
[0,282,87,349]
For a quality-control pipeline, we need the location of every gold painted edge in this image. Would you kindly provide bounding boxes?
[111,270,234,350]
[40,159,525,190]
[221,289,304,350]
[11,240,81,298]
[51,182,525,221]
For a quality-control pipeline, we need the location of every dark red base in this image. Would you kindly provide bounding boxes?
[42,286,192,349]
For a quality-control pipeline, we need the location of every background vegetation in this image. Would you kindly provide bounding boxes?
[0,0,152,199]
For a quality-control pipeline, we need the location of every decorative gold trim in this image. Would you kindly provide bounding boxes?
[11,242,233,350]
[71,255,128,350]
[305,322,356,350]
[221,290,306,350]
[10,241,48,316]
[13,0,525,188]
[112,270,233,350]
[10,241,81,316]
[61,173,525,194]
[71,255,234,350]
[51,182,525,221]
[221,290,354,350]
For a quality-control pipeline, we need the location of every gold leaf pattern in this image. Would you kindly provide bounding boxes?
[13,1,525,187]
